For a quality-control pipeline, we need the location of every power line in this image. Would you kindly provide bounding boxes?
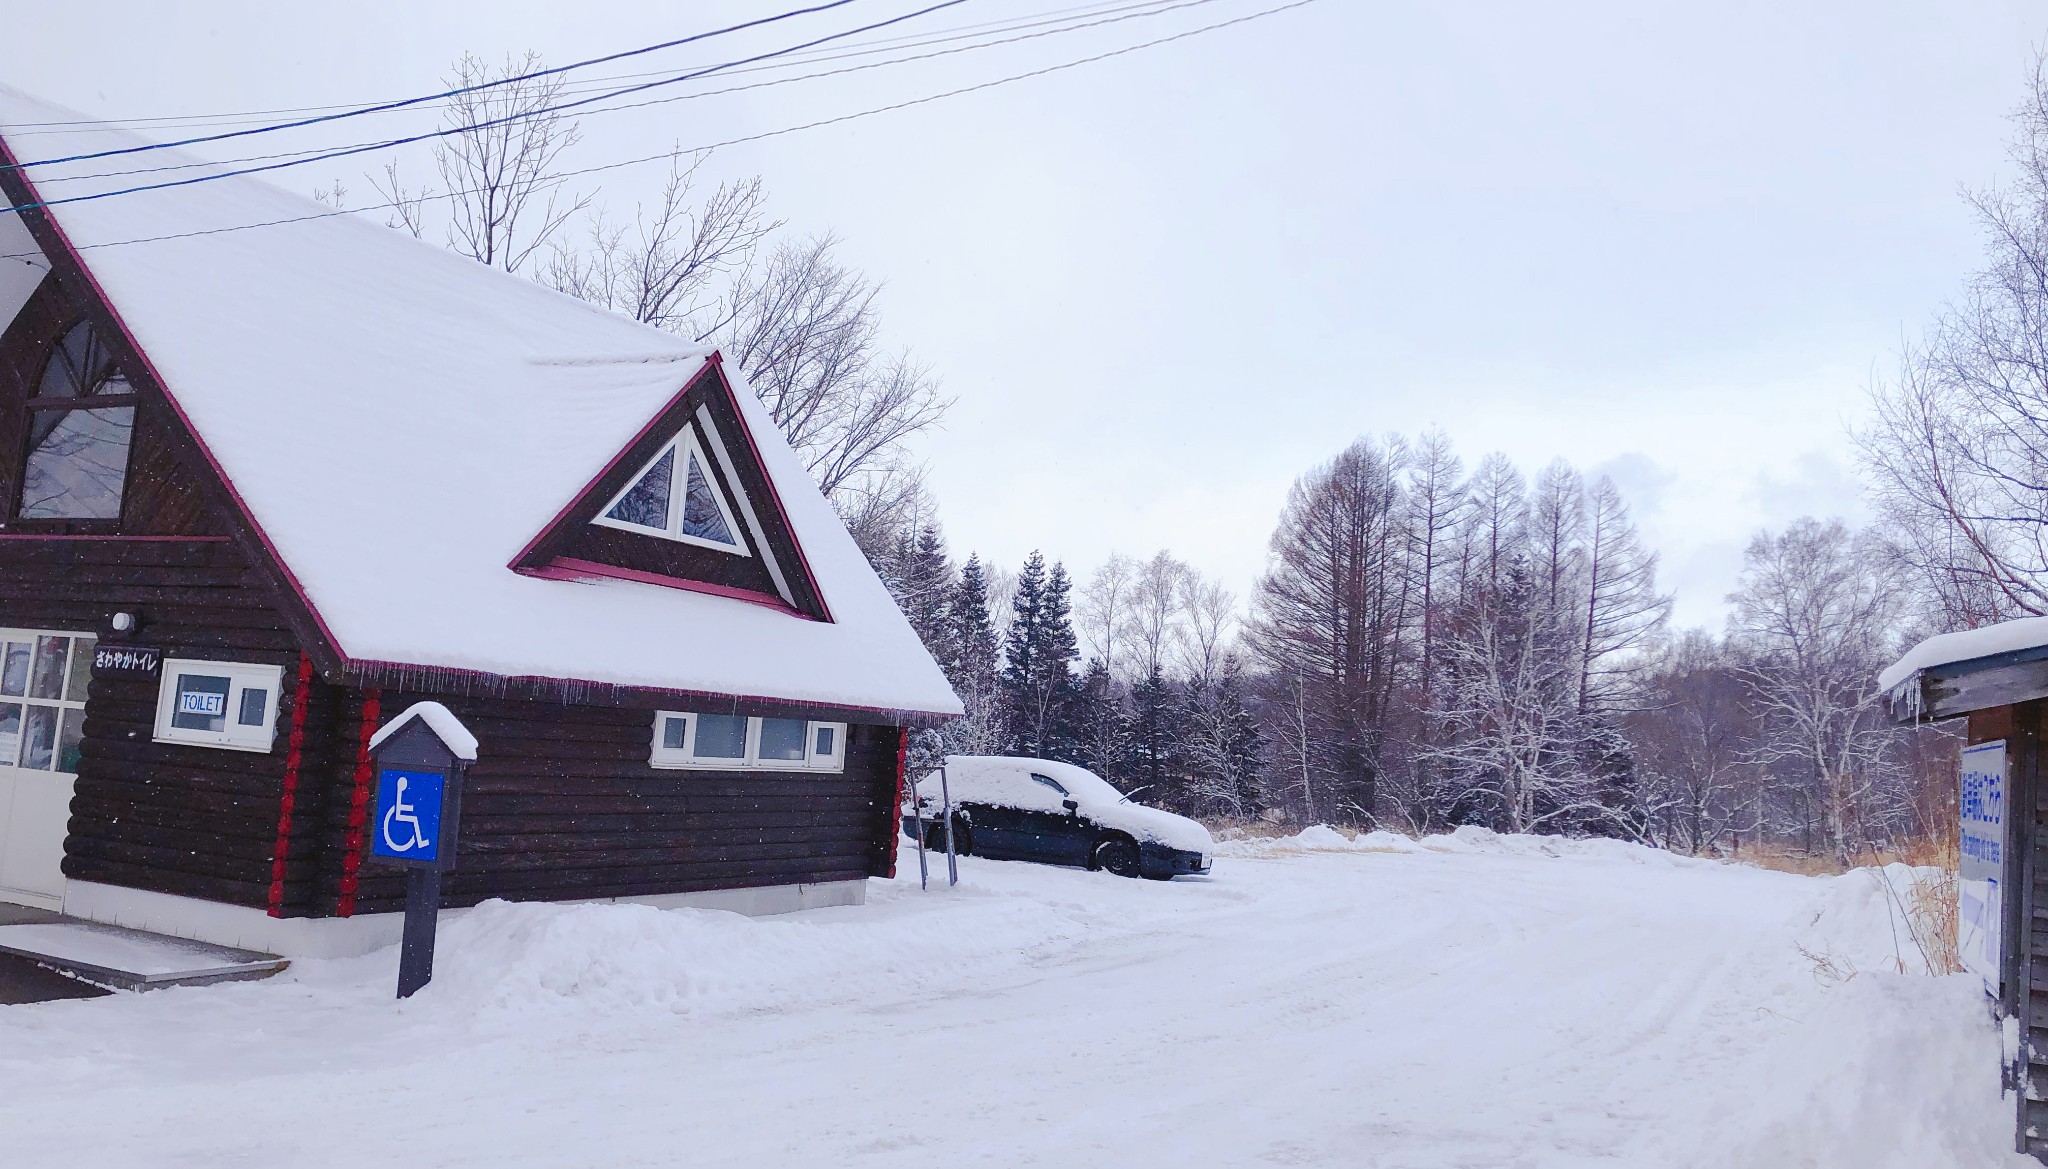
[30,0,1229,191]
[3,0,1168,137]
[0,0,874,172]
[3,0,977,214]
[0,0,1321,260]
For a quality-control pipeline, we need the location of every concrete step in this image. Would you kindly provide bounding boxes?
[0,917,288,992]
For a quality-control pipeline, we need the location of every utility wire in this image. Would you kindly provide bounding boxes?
[0,0,874,171]
[2,0,976,214]
[3,0,1166,136]
[0,0,1320,260]
[31,0,1228,189]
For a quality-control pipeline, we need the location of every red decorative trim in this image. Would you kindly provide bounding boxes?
[518,557,813,618]
[888,727,908,879]
[266,654,313,918]
[0,134,348,661]
[507,366,709,569]
[0,534,233,542]
[709,356,835,625]
[336,688,382,917]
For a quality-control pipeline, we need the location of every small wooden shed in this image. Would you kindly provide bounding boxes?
[0,85,960,957]
[1883,616,2048,1160]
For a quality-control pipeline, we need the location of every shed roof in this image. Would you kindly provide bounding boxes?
[0,84,961,720]
[1880,617,2048,723]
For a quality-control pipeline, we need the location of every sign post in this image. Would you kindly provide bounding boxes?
[366,702,478,1000]
[1960,741,2008,995]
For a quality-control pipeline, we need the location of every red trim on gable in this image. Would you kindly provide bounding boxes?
[705,358,836,625]
[337,689,381,917]
[507,363,709,569]
[517,557,816,618]
[0,134,348,668]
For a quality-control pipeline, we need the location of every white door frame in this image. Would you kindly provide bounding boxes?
[0,626,96,911]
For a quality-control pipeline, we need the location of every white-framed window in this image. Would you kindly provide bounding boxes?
[593,427,750,556]
[650,711,846,772]
[153,659,283,753]
[0,628,94,774]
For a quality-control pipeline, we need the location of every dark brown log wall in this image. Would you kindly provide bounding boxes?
[308,692,902,915]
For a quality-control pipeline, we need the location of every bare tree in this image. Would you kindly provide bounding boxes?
[1175,574,1238,687]
[1128,551,1194,681]
[1860,55,2048,625]
[720,235,952,507]
[1727,518,1905,862]
[1077,553,1140,677]
[1578,476,1671,712]
[542,155,776,334]
[1405,428,1466,701]
[375,52,591,272]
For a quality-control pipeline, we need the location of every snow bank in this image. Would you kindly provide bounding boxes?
[1216,824,1699,866]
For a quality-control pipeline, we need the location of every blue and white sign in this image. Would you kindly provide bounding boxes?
[178,691,226,717]
[371,768,446,865]
[1959,741,2007,992]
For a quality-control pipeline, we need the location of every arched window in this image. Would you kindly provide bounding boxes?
[18,319,135,521]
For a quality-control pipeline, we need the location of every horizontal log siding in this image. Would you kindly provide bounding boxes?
[0,538,341,914]
[312,693,901,915]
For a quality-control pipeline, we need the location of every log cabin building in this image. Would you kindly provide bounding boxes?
[1884,618,2048,1161]
[0,85,960,957]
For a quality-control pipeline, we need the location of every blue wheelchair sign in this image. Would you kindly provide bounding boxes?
[371,768,445,865]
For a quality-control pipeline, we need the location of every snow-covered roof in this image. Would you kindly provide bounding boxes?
[1878,617,2048,692]
[0,85,960,719]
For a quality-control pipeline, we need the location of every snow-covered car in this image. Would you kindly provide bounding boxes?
[902,756,1213,879]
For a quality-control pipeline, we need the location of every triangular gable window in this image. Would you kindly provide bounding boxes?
[594,428,747,555]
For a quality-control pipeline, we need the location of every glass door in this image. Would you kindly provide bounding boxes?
[0,630,94,909]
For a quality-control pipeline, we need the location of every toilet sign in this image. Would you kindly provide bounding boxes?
[1959,741,2007,994]
[371,769,447,866]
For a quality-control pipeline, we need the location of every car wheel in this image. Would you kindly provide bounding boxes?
[1093,836,1141,878]
[926,820,970,856]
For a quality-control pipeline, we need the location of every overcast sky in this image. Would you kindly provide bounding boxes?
[1,0,2040,630]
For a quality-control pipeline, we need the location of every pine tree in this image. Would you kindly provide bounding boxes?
[1001,551,1080,758]
[941,553,1006,755]
[894,523,957,674]
[1123,664,1184,808]
[1070,657,1128,782]
[1182,660,1267,819]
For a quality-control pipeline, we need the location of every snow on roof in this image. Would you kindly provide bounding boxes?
[368,701,481,762]
[0,85,960,718]
[1878,616,2048,692]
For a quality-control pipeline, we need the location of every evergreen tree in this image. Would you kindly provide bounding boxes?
[1070,657,1129,782]
[1001,551,1080,759]
[941,553,1006,755]
[893,524,957,674]
[1123,664,1185,809]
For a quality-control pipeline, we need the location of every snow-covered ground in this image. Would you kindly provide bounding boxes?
[0,830,2026,1168]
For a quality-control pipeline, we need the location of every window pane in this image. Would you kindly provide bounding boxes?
[814,725,836,758]
[56,708,84,773]
[679,450,736,545]
[691,713,747,759]
[20,405,134,520]
[661,716,687,751]
[0,702,21,766]
[22,705,56,770]
[64,637,95,703]
[757,717,807,762]
[170,673,231,732]
[1,642,30,697]
[237,687,269,727]
[29,636,66,700]
[605,446,673,531]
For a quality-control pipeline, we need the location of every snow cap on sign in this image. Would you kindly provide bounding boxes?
[1878,615,2048,692]
[0,84,961,719]
[369,701,480,762]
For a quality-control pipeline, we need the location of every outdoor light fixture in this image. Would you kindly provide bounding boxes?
[110,611,137,633]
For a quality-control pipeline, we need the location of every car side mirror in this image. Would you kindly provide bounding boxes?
[1062,799,1079,813]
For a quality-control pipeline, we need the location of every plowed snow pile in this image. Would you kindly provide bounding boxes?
[0,834,2025,1168]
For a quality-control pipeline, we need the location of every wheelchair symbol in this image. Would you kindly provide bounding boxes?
[381,775,430,853]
